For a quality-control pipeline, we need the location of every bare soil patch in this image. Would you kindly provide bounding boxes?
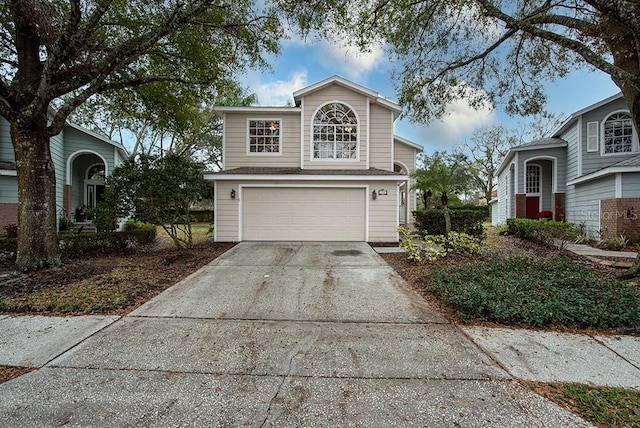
[0,242,235,316]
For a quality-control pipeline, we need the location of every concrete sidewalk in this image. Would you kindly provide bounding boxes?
[0,242,634,426]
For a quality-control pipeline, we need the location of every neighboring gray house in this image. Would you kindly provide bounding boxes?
[204,76,422,242]
[0,117,127,230]
[492,93,640,241]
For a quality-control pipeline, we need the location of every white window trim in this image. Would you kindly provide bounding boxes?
[246,118,283,156]
[525,163,542,196]
[310,100,360,162]
[600,110,638,156]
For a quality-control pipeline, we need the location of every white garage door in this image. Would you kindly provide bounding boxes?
[242,187,366,241]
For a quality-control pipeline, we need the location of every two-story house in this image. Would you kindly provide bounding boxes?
[492,92,640,241]
[204,76,422,242]
[0,116,127,230]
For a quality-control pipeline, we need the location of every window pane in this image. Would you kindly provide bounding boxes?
[313,103,358,159]
[249,120,280,153]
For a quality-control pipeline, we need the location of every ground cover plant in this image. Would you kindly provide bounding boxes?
[381,229,640,427]
[527,382,640,428]
[429,256,640,327]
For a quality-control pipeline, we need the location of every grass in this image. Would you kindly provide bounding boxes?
[18,268,146,313]
[155,223,212,248]
[427,256,640,328]
[528,382,640,428]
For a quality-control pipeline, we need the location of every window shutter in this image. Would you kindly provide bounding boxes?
[587,121,599,152]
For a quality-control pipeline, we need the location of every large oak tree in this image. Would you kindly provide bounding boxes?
[0,0,280,270]
[282,1,640,126]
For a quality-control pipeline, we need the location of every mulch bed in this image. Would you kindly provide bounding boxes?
[0,242,235,316]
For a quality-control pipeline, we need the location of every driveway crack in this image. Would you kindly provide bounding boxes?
[259,326,320,427]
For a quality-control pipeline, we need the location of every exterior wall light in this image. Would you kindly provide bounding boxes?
[372,189,377,200]
[230,189,236,199]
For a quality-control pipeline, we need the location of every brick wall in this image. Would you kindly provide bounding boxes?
[515,194,526,218]
[0,203,18,233]
[600,198,640,242]
[552,193,566,222]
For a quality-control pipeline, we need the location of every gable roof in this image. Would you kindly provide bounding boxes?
[293,75,403,118]
[496,137,567,176]
[552,92,624,137]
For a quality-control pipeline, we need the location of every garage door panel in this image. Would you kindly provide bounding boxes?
[242,187,366,241]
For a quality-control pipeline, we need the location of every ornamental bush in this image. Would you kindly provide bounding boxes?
[124,220,157,246]
[412,208,486,239]
[506,218,579,248]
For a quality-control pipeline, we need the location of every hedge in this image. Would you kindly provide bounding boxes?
[412,209,486,238]
[506,218,579,247]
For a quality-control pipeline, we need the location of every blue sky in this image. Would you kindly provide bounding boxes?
[240,38,621,155]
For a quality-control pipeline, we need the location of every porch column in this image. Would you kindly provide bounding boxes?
[515,193,526,218]
[63,185,72,216]
[552,193,565,222]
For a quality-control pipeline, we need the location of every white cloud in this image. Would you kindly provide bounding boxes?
[315,40,387,80]
[416,86,496,151]
[250,70,308,106]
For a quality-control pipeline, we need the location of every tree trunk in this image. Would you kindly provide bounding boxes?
[11,119,62,271]
[442,192,451,235]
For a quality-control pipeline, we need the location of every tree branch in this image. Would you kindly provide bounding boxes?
[477,0,637,85]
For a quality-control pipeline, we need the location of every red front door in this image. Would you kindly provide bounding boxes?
[526,196,540,219]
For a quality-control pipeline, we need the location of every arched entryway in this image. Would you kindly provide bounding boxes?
[65,151,108,221]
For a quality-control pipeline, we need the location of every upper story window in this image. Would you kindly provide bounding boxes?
[603,113,634,154]
[526,164,540,194]
[248,119,281,154]
[313,102,358,160]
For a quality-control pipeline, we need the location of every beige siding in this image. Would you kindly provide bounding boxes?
[394,141,418,218]
[214,179,401,242]
[214,181,240,242]
[301,84,369,170]
[369,104,394,170]
[368,180,399,241]
[223,112,301,170]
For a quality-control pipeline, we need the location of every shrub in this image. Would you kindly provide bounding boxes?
[495,224,509,235]
[93,200,119,234]
[413,209,486,238]
[597,235,629,251]
[3,223,17,238]
[0,237,17,255]
[124,220,157,245]
[59,232,128,257]
[398,227,423,262]
[506,218,579,248]
[428,256,640,328]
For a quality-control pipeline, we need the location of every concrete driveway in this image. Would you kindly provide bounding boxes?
[0,242,591,427]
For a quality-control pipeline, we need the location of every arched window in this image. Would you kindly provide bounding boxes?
[313,102,358,159]
[526,164,540,194]
[603,112,634,154]
[87,164,105,180]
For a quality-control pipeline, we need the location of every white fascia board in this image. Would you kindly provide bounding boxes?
[496,151,516,176]
[204,173,409,182]
[394,135,423,151]
[567,166,640,186]
[213,106,301,113]
[0,170,17,176]
[513,143,567,152]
